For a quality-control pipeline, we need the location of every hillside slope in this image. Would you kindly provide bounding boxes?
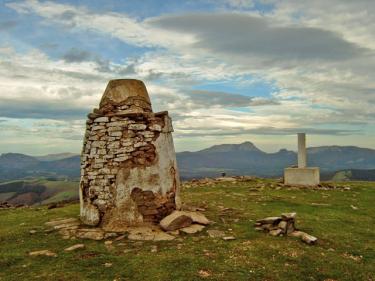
[0,179,374,280]
[0,179,78,205]
[1,142,375,180]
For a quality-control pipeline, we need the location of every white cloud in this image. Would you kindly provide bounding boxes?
[2,0,375,153]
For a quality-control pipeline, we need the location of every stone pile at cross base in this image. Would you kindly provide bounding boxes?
[79,79,182,231]
[254,212,318,245]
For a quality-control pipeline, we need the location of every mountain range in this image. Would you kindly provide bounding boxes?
[1,141,375,182]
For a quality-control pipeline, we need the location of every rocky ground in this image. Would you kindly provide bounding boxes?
[0,178,374,281]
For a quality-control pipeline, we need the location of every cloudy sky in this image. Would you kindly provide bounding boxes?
[0,0,374,155]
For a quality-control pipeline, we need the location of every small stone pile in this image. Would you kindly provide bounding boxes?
[254,212,318,245]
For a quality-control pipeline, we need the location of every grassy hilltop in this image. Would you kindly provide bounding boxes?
[0,179,374,281]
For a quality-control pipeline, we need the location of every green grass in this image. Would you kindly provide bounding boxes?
[0,180,374,281]
[41,180,78,204]
[0,192,16,202]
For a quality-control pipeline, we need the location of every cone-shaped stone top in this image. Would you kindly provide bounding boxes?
[99,79,152,113]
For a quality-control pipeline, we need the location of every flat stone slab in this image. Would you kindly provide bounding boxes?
[29,250,57,257]
[184,211,210,225]
[127,226,175,241]
[64,244,85,252]
[256,217,282,224]
[180,224,205,234]
[76,228,105,240]
[160,211,193,231]
[222,236,236,241]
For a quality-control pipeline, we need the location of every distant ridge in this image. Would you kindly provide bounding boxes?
[35,153,78,161]
[1,142,375,181]
[199,141,261,153]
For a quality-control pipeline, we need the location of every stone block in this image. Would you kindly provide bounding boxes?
[92,125,105,131]
[284,167,320,186]
[129,124,147,130]
[109,131,122,137]
[94,117,109,123]
[149,124,162,132]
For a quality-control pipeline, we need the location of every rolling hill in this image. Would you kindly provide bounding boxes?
[1,142,375,181]
[0,153,80,182]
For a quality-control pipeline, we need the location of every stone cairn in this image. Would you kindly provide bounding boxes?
[80,79,181,231]
[254,212,318,245]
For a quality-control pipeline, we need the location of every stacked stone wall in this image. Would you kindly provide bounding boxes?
[79,79,180,229]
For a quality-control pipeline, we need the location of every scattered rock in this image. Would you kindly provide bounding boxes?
[342,252,363,262]
[76,228,105,240]
[300,232,318,245]
[180,224,205,234]
[288,230,304,238]
[269,229,283,236]
[64,244,85,252]
[29,250,57,257]
[198,270,212,278]
[310,203,331,206]
[29,230,37,234]
[104,263,112,268]
[150,245,158,253]
[185,211,210,225]
[159,211,193,231]
[222,236,236,241]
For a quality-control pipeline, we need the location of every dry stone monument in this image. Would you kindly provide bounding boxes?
[79,79,181,231]
[284,133,320,186]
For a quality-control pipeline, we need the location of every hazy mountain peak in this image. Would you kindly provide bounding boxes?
[199,141,262,153]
